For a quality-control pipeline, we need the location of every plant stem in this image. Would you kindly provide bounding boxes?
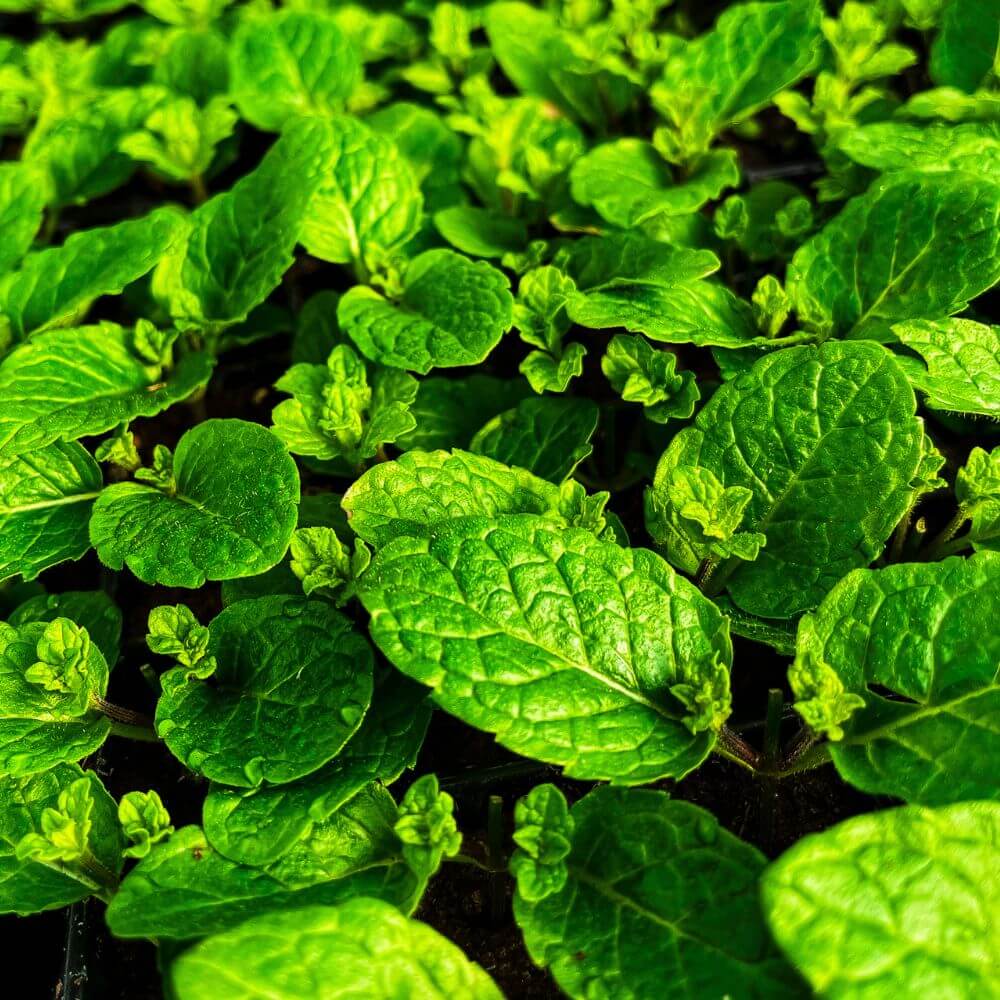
[487,795,505,926]
[921,506,969,560]
[110,720,160,743]
[779,739,831,776]
[92,696,155,734]
[190,173,208,204]
[758,689,783,848]
[702,556,741,598]
[889,505,913,562]
[714,725,761,772]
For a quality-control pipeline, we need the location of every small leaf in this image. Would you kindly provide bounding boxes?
[510,784,573,903]
[290,527,370,603]
[146,604,215,678]
[119,790,173,860]
[602,334,699,423]
[394,774,461,880]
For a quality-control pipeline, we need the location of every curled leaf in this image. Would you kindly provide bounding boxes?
[510,784,573,902]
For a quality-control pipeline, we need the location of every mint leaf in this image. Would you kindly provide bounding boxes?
[792,553,1000,804]
[300,116,423,273]
[90,419,299,588]
[230,10,361,131]
[360,515,732,783]
[339,250,513,373]
[763,802,1000,997]
[0,619,110,778]
[394,774,461,880]
[509,784,573,903]
[957,446,1000,550]
[892,317,1000,417]
[0,322,214,457]
[289,527,370,603]
[0,764,122,915]
[930,0,1000,92]
[0,441,102,583]
[513,786,801,998]
[8,590,121,667]
[470,396,598,484]
[602,334,700,423]
[153,596,373,787]
[169,898,503,1000]
[0,161,46,271]
[118,790,173,860]
[153,119,331,332]
[786,171,1000,340]
[434,205,527,259]
[648,341,924,617]
[0,209,183,341]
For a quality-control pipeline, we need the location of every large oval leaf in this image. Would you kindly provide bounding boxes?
[791,552,1000,804]
[90,419,299,588]
[511,785,802,999]
[360,514,732,784]
[155,596,374,788]
[647,341,924,617]
[762,802,1000,998]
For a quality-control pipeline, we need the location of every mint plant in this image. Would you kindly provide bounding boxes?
[2,0,999,997]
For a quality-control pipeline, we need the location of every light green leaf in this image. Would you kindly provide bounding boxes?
[170,898,503,1000]
[230,10,361,132]
[519,344,586,394]
[119,790,173,860]
[289,527,370,603]
[0,618,110,777]
[602,334,699,423]
[201,669,430,867]
[343,448,586,547]
[0,162,47,272]
[0,441,102,583]
[837,121,1000,180]
[360,515,732,784]
[394,774,460,880]
[339,250,513,374]
[513,786,802,999]
[90,419,299,588]
[470,396,598,483]
[930,0,1000,92]
[892,317,1000,417]
[648,341,924,617]
[0,209,184,342]
[0,323,214,457]
[957,446,1000,550]
[153,596,373,787]
[153,119,331,332]
[791,553,1000,803]
[762,802,1000,998]
[299,116,422,272]
[8,590,121,667]
[139,0,232,26]
[147,604,215,678]
[786,171,1000,340]
[0,764,122,915]
[106,821,423,940]
[570,142,739,227]
[509,784,573,903]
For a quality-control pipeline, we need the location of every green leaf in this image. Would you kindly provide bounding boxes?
[393,774,460,880]
[891,317,1000,417]
[0,323,214,457]
[930,0,1000,92]
[119,95,236,185]
[786,171,1000,340]
[0,764,122,915]
[602,334,700,423]
[434,205,527,259]
[648,341,924,617]
[139,0,232,26]
[119,790,173,860]
[339,250,513,374]
[271,344,417,464]
[513,786,802,999]
[230,10,361,132]
[90,419,299,588]
[0,441,102,583]
[152,119,331,332]
[342,448,596,547]
[652,0,823,160]
[8,590,121,667]
[396,376,531,452]
[762,801,1000,997]
[360,514,732,784]
[299,115,423,273]
[837,121,1000,181]
[470,396,598,483]
[147,603,215,678]
[106,821,423,940]
[957,446,1000,550]
[484,2,639,129]
[289,527,370,603]
[509,784,573,903]
[0,162,46,271]
[570,142,739,227]
[791,553,1000,804]
[519,344,586,394]
[0,618,110,777]
[170,898,503,1000]
[153,596,373,787]
[0,208,184,342]
[202,668,430,867]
